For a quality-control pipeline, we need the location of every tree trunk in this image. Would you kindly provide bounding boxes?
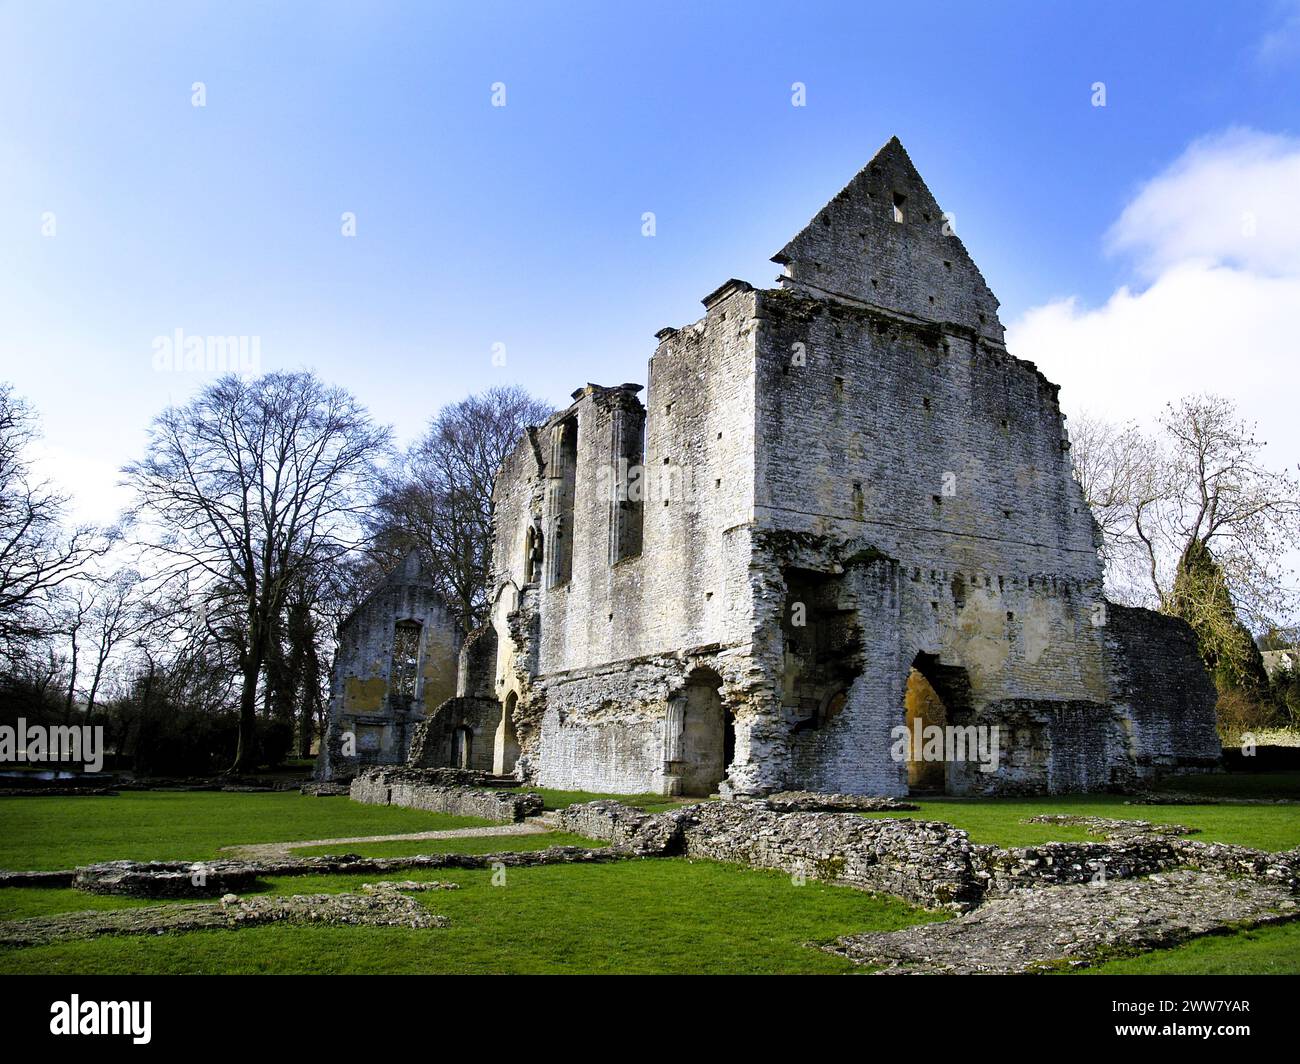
[230,655,261,775]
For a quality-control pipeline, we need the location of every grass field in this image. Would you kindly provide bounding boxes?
[0,860,937,974]
[0,792,493,870]
[1,777,1296,974]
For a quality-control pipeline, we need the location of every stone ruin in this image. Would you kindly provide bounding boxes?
[318,550,462,779]
[322,136,1221,798]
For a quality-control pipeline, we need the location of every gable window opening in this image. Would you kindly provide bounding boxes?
[892,192,907,224]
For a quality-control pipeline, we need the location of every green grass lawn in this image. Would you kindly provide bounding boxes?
[0,792,493,870]
[0,859,938,974]
[861,792,1300,850]
[1074,920,1300,975]
[2,783,1296,975]
[291,830,606,858]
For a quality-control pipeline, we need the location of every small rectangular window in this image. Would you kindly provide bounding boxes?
[892,192,906,224]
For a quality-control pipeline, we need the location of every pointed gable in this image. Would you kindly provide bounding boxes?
[772,137,1004,341]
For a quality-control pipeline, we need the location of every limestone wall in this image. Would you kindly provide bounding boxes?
[349,768,543,823]
[319,552,462,780]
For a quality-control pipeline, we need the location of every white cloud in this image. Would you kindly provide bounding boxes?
[1105,128,1300,279]
[1008,128,1300,459]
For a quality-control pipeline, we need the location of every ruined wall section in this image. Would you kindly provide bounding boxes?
[753,288,1111,707]
[319,552,461,780]
[754,289,1100,581]
[497,287,763,793]
[1103,604,1222,775]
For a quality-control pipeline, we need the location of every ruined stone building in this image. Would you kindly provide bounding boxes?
[319,551,461,779]
[324,137,1221,796]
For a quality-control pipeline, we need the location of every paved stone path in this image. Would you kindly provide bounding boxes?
[825,869,1300,974]
[220,818,553,860]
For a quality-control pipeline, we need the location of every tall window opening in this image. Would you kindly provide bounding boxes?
[545,416,578,588]
[389,620,423,703]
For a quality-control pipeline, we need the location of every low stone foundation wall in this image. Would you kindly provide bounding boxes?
[1175,839,1300,893]
[676,802,982,910]
[556,800,682,856]
[350,767,543,823]
[558,798,1300,912]
[560,800,979,909]
[761,792,919,813]
[74,860,260,898]
[977,839,1182,893]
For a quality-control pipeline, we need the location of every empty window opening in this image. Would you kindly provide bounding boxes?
[667,669,732,797]
[452,726,473,768]
[389,620,422,703]
[892,192,907,223]
[545,416,578,588]
[782,568,862,738]
[609,402,644,564]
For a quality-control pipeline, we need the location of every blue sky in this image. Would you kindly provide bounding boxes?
[1,0,1298,525]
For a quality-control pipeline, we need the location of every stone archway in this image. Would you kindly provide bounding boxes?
[676,669,731,796]
[903,652,974,795]
[494,692,520,775]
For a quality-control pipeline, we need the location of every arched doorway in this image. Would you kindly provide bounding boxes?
[679,670,731,796]
[494,692,520,775]
[903,653,974,795]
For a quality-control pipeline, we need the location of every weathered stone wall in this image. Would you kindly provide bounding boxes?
[406,696,499,773]
[773,137,1005,344]
[1103,604,1222,775]
[470,301,763,794]
[349,767,543,822]
[319,552,462,780]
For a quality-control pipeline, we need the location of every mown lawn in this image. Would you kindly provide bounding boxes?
[861,792,1300,851]
[291,831,605,858]
[0,792,493,870]
[0,860,939,975]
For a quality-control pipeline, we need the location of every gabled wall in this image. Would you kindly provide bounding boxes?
[318,552,461,780]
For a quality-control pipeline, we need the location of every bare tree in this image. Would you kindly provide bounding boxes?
[68,570,145,724]
[368,386,552,633]
[123,371,391,773]
[1070,394,1300,691]
[0,384,107,658]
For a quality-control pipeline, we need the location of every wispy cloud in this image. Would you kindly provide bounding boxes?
[1008,128,1300,472]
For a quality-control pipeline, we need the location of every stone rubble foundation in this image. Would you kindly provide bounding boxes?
[825,870,1300,974]
[349,767,543,823]
[0,888,450,950]
[558,798,1300,911]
